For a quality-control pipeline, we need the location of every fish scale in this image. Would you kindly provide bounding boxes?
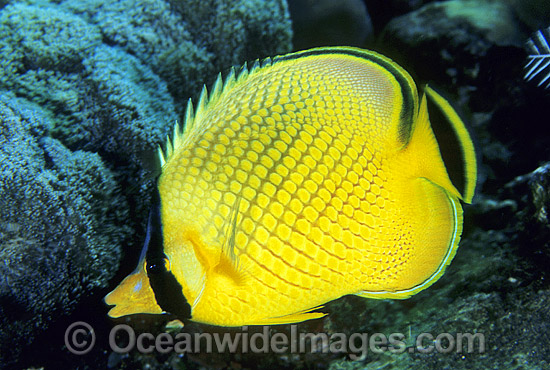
[161,55,411,323]
[105,47,477,326]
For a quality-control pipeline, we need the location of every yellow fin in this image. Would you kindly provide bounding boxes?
[158,59,270,168]
[398,91,461,200]
[356,182,462,299]
[247,307,326,325]
[165,319,185,332]
[358,88,471,299]
[104,262,163,318]
[176,226,248,306]
[222,192,243,267]
[424,86,477,203]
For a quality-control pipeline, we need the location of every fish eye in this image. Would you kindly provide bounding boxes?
[146,257,170,274]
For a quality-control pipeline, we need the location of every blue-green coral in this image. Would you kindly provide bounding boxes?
[0,0,292,169]
[0,1,178,164]
[0,92,131,365]
[0,0,292,367]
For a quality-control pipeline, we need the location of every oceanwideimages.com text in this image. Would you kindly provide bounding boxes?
[65,321,485,359]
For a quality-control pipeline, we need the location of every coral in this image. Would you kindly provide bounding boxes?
[0,0,293,367]
[0,0,292,172]
[0,2,101,144]
[167,0,292,65]
[80,45,178,164]
[0,0,292,192]
[162,0,293,104]
[64,0,207,112]
[0,1,179,167]
[0,92,131,366]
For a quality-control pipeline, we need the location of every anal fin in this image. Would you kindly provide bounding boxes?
[248,306,326,325]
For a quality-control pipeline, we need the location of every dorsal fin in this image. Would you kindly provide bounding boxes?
[158,58,270,168]
[424,86,477,203]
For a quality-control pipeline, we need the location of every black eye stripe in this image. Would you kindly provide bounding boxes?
[146,184,192,320]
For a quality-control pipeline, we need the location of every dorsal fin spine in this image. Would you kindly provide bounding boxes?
[210,73,223,102]
[261,57,272,68]
[184,98,194,131]
[165,136,174,162]
[158,146,166,168]
[194,85,209,126]
[172,121,183,155]
[159,61,261,167]
[225,66,236,87]
[251,59,260,71]
[241,61,249,75]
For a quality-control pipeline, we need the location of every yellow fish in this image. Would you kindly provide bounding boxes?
[105,47,476,326]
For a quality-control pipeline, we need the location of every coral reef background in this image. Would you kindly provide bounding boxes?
[0,0,549,369]
[0,0,291,367]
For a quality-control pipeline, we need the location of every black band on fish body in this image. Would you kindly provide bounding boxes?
[273,47,417,144]
[146,185,192,321]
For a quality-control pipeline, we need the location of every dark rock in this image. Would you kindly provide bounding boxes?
[510,0,550,31]
[363,0,435,34]
[380,0,527,87]
[288,0,373,49]
[504,163,550,275]
[380,0,550,192]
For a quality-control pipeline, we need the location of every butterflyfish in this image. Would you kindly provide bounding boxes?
[105,47,476,326]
